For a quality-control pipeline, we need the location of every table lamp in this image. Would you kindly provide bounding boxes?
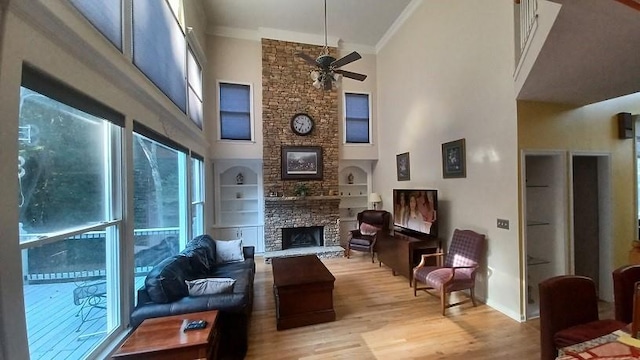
[369,192,382,210]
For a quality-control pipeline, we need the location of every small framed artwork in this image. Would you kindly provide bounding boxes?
[281,146,323,180]
[396,152,410,181]
[442,138,466,178]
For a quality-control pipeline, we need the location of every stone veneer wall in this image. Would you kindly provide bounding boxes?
[262,38,340,251]
[263,197,340,252]
[261,38,339,196]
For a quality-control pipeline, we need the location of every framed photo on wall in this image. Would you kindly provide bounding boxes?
[442,138,466,178]
[396,152,410,181]
[281,146,323,180]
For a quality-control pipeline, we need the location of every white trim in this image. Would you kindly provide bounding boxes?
[216,80,255,142]
[343,91,372,145]
[339,42,376,55]
[186,27,207,65]
[259,27,339,47]
[207,25,259,41]
[375,0,423,53]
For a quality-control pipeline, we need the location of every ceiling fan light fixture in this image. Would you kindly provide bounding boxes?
[295,0,367,90]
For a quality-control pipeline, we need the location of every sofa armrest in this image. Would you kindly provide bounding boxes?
[243,246,255,259]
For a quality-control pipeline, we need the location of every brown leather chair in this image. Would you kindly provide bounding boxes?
[412,229,485,315]
[613,264,640,324]
[347,210,391,263]
[539,275,626,360]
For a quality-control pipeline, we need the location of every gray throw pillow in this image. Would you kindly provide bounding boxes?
[185,277,236,296]
[214,239,245,264]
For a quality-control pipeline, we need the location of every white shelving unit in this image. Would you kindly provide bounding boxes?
[522,153,567,319]
[338,163,372,246]
[212,160,264,253]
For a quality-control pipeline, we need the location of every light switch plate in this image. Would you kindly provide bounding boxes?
[497,219,509,229]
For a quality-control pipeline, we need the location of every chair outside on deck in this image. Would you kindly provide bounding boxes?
[539,275,626,360]
[346,210,391,263]
[613,264,640,324]
[412,229,485,315]
[73,279,107,332]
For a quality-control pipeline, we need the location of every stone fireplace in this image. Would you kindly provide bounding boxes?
[261,38,342,258]
[264,196,340,253]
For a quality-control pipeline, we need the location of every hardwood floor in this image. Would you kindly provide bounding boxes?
[246,254,543,359]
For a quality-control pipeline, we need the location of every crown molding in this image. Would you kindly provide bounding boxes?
[206,25,258,41]
[258,27,339,47]
[339,42,376,55]
[375,0,423,53]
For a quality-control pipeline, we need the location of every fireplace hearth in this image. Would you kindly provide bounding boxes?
[282,226,324,250]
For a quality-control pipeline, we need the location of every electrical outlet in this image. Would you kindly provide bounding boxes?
[497,218,509,230]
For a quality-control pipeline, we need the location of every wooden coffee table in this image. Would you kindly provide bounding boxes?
[112,310,219,360]
[272,255,336,330]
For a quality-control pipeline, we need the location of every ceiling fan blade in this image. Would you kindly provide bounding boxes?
[330,51,361,68]
[335,69,367,82]
[296,52,319,66]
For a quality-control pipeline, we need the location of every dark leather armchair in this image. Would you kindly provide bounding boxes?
[613,264,640,323]
[347,210,391,263]
[539,275,626,360]
[412,229,484,315]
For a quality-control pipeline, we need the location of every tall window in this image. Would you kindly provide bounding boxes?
[132,124,188,289]
[132,0,187,112]
[219,82,252,141]
[18,67,123,359]
[344,92,371,143]
[69,0,122,50]
[191,154,205,238]
[187,47,203,129]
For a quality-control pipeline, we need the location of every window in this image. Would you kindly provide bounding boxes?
[69,0,122,50]
[18,67,123,359]
[187,47,203,129]
[344,92,371,143]
[191,154,205,238]
[219,82,252,141]
[132,0,187,112]
[132,123,188,288]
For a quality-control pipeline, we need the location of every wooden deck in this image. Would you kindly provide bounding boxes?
[24,277,145,360]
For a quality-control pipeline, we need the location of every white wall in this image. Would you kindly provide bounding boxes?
[375,0,521,319]
[206,35,263,160]
[339,52,379,160]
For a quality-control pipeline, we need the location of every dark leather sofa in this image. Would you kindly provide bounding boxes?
[130,234,255,359]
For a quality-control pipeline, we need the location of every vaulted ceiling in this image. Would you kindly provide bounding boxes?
[202,0,640,106]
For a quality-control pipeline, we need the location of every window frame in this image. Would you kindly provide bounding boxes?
[343,91,372,145]
[217,80,254,142]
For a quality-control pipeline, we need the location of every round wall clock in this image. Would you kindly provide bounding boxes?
[290,113,314,136]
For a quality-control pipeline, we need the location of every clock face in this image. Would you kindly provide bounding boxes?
[291,113,314,136]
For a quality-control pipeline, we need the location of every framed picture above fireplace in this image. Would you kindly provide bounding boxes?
[281,146,323,180]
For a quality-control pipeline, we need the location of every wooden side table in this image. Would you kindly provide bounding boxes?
[113,310,219,360]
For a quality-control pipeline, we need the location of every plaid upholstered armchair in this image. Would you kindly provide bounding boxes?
[412,229,485,315]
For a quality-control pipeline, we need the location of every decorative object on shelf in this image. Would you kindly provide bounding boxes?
[293,183,310,197]
[295,0,367,90]
[290,113,315,136]
[347,172,354,184]
[236,172,244,185]
[347,208,354,217]
[396,152,410,181]
[281,146,323,180]
[442,138,466,178]
[369,192,382,210]
[236,192,242,199]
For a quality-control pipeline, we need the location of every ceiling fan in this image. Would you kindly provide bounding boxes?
[296,0,367,90]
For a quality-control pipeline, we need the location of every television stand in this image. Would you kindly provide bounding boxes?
[377,231,442,286]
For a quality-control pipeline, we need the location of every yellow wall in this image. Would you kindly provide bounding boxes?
[518,97,639,267]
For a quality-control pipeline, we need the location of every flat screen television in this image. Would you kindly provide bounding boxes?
[393,189,438,238]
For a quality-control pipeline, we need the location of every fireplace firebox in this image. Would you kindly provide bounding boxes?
[282,226,324,250]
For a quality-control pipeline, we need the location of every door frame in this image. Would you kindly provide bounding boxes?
[568,152,613,301]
